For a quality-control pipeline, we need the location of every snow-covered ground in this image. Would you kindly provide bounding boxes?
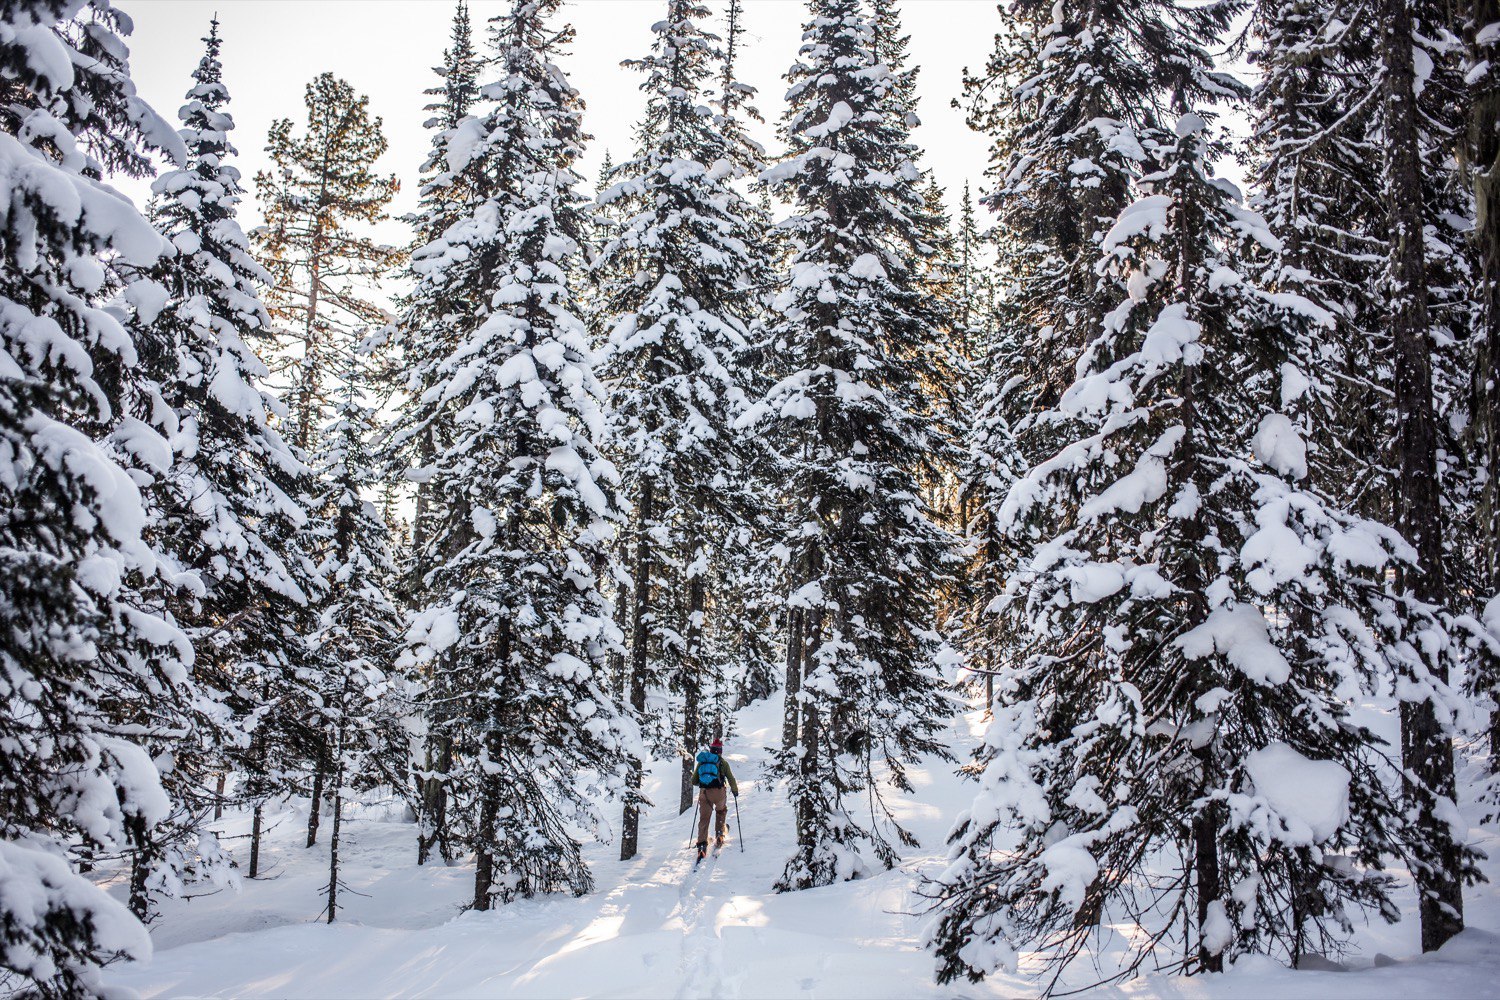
[101,697,1500,999]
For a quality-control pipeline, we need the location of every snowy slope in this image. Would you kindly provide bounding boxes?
[102,697,1500,999]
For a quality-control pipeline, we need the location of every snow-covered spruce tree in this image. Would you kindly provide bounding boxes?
[707,0,784,718]
[1249,0,1485,948]
[411,0,482,253]
[387,0,486,866]
[928,115,1424,989]
[401,0,633,910]
[308,340,405,923]
[1368,0,1481,952]
[959,0,1244,445]
[595,0,775,852]
[951,0,1246,721]
[125,17,324,912]
[1465,0,1500,779]
[949,182,1022,708]
[1246,1,1391,514]
[0,1,200,993]
[749,0,957,890]
[255,73,401,451]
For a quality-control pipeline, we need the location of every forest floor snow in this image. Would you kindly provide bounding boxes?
[101,696,1500,999]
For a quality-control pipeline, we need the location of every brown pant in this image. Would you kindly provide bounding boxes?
[696,785,728,844]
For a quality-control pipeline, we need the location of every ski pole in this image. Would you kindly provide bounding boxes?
[732,791,744,853]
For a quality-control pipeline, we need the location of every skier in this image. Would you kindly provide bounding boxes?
[693,738,738,860]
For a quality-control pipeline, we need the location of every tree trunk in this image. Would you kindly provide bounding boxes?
[1193,793,1224,973]
[417,731,452,866]
[796,611,824,859]
[621,478,655,860]
[680,686,700,816]
[1382,0,1464,952]
[472,730,502,911]
[297,271,322,450]
[306,735,325,848]
[126,813,152,922]
[249,802,264,879]
[214,771,226,822]
[782,606,804,749]
[326,756,344,923]
[1468,0,1500,769]
[1171,163,1227,966]
[248,728,267,878]
[680,566,706,815]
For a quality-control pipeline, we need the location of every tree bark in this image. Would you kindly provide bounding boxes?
[326,755,344,923]
[417,731,452,866]
[472,730,502,910]
[621,478,655,860]
[248,727,267,879]
[306,735,325,848]
[249,802,264,879]
[796,610,824,859]
[1468,0,1500,769]
[1382,0,1465,952]
[782,605,804,749]
[1193,793,1224,973]
[126,813,152,922]
[679,564,706,815]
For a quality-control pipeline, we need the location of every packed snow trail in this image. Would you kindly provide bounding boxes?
[674,847,726,1000]
[102,697,1500,999]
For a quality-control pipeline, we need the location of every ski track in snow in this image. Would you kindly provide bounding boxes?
[674,851,722,1000]
[99,696,1500,999]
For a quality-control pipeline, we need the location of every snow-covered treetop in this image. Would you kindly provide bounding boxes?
[151,17,275,357]
[620,0,721,156]
[711,0,765,172]
[761,0,930,275]
[958,0,1249,358]
[137,17,314,608]
[592,0,773,529]
[402,0,616,542]
[411,0,483,247]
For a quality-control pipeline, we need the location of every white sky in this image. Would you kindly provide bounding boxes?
[119,0,999,243]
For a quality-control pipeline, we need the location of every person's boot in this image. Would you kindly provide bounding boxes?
[715,832,725,848]
[696,840,707,861]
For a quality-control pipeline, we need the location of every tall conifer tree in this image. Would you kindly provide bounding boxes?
[256,74,400,451]
[751,0,956,890]
[400,0,633,910]
[1249,0,1486,951]
[595,0,775,852]
[950,182,1019,708]
[389,0,486,866]
[1373,0,1479,951]
[129,16,320,913]
[0,2,194,993]
[929,112,1422,991]
[308,339,405,922]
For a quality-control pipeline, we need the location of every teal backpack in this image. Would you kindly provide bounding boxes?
[694,750,722,788]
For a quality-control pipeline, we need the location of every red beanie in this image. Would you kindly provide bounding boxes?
[710,739,723,750]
